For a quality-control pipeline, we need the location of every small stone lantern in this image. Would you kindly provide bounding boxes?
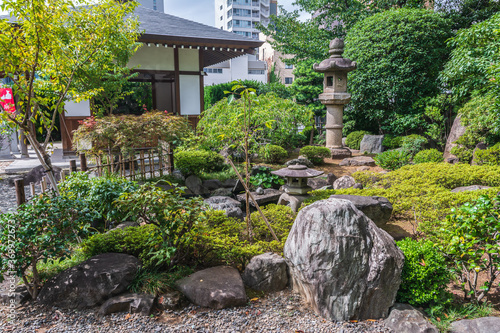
[271,165,324,195]
[314,38,357,159]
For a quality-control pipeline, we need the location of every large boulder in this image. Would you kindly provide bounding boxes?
[333,175,356,190]
[444,116,467,162]
[307,178,330,190]
[329,195,393,227]
[23,165,62,186]
[98,293,155,316]
[185,175,209,195]
[242,253,288,292]
[284,198,404,321]
[202,179,223,191]
[360,135,384,154]
[204,196,243,220]
[286,158,314,168]
[384,303,438,333]
[176,266,247,310]
[450,317,500,333]
[37,253,140,309]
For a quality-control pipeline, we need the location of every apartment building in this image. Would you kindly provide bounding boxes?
[137,0,164,12]
[214,0,277,39]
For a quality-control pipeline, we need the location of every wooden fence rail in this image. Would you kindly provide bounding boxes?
[14,144,174,207]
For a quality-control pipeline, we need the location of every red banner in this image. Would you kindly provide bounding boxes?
[0,88,15,113]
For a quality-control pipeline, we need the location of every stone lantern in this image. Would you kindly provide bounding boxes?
[314,38,357,158]
[271,164,324,195]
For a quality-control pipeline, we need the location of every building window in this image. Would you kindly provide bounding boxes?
[285,77,293,84]
[249,70,265,75]
[227,9,232,18]
[220,4,224,10]
[252,32,259,39]
[233,8,251,17]
[227,20,233,29]
[220,16,223,21]
[204,68,223,74]
[234,30,252,37]
[285,64,293,69]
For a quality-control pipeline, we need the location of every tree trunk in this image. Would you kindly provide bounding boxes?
[25,131,60,195]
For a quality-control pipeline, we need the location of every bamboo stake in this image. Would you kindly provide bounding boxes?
[148,149,154,179]
[158,148,163,177]
[140,150,145,179]
[41,177,47,193]
[60,169,66,182]
[30,182,36,197]
[226,158,279,242]
[14,178,25,207]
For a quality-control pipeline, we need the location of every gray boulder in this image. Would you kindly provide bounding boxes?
[112,221,139,230]
[176,266,247,309]
[307,177,330,190]
[333,175,356,190]
[284,198,404,321]
[450,317,500,333]
[185,175,209,195]
[222,179,237,188]
[38,253,140,309]
[232,179,245,194]
[23,165,62,186]
[338,156,376,167]
[0,285,30,306]
[451,185,491,193]
[360,135,384,154]
[384,303,438,333]
[327,173,338,185]
[242,253,288,292]
[329,195,393,227]
[237,188,282,207]
[444,116,467,161]
[98,293,155,316]
[210,187,233,197]
[286,158,314,168]
[202,179,223,191]
[204,196,244,220]
[157,291,188,310]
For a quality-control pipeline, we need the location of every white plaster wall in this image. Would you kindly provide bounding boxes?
[179,48,200,71]
[127,45,175,71]
[179,75,201,115]
[65,100,91,117]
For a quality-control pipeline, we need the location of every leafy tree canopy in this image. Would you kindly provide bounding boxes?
[343,8,452,134]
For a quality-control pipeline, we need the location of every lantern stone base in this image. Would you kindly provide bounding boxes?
[330,148,352,159]
[277,193,309,213]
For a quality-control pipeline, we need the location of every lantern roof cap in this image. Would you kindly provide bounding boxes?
[271,165,324,178]
[313,38,357,73]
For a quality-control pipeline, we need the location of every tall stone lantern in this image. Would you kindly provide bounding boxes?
[314,38,356,158]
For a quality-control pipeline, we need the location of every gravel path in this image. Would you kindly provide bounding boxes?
[1,289,392,333]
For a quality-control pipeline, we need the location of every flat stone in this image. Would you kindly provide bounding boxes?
[338,156,376,167]
[242,253,288,292]
[451,185,491,193]
[384,303,438,333]
[204,196,243,219]
[236,188,282,207]
[330,148,352,159]
[176,266,247,309]
[210,187,233,197]
[37,253,140,309]
[98,293,155,316]
[450,317,500,333]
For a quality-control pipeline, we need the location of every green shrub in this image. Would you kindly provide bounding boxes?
[346,131,371,150]
[0,194,93,299]
[434,194,500,302]
[258,144,288,164]
[250,204,296,252]
[451,145,474,163]
[174,150,225,175]
[81,224,160,266]
[413,149,444,164]
[303,163,500,226]
[299,145,330,164]
[475,143,500,165]
[374,149,412,170]
[59,172,138,228]
[401,134,428,156]
[396,238,452,306]
[114,184,206,268]
[382,135,403,150]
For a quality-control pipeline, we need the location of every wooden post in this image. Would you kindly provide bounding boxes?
[69,160,77,173]
[14,178,25,207]
[158,148,163,177]
[41,177,47,192]
[60,169,66,182]
[30,182,36,197]
[79,153,87,172]
[140,150,145,179]
[167,144,174,174]
[148,149,154,179]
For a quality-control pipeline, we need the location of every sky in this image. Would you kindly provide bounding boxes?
[1,1,310,24]
[164,0,309,26]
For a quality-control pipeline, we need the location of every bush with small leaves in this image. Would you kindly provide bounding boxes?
[396,238,452,306]
[346,131,371,150]
[374,149,412,170]
[0,194,94,299]
[475,143,500,166]
[382,135,403,150]
[401,134,428,156]
[174,150,225,175]
[299,145,330,164]
[413,149,444,164]
[258,144,288,164]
